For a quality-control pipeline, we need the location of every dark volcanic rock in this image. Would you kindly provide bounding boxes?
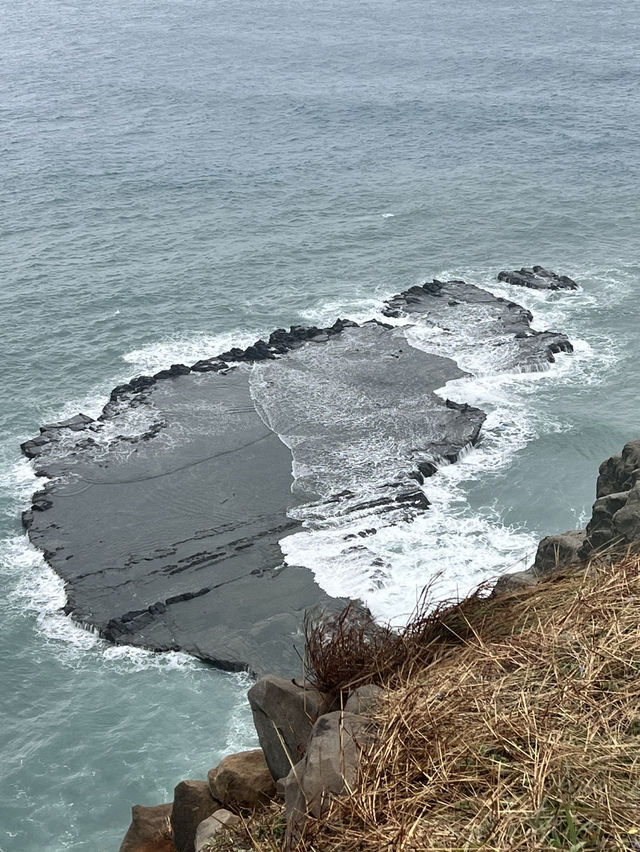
[383,278,573,369]
[21,413,95,459]
[216,319,360,364]
[497,266,578,291]
[24,368,350,675]
[190,358,229,373]
[579,439,640,559]
[21,273,576,673]
[154,363,191,380]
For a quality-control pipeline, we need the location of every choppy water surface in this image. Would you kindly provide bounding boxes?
[1,0,639,848]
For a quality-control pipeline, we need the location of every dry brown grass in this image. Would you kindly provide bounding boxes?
[197,803,287,851]
[302,586,495,697]
[301,554,640,851]
[210,553,640,851]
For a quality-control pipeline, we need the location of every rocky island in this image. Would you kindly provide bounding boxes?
[21,267,575,676]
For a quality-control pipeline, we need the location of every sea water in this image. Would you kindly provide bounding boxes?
[1,0,639,848]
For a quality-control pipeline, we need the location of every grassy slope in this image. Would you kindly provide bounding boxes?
[205,555,640,852]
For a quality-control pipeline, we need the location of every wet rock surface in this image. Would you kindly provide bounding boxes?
[497,266,578,291]
[383,277,573,370]
[22,270,575,674]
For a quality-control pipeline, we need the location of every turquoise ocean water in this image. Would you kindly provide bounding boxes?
[1,1,639,848]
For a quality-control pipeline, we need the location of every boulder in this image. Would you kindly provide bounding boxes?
[119,802,173,852]
[208,749,276,810]
[532,530,586,576]
[283,711,370,849]
[492,569,539,597]
[596,440,640,498]
[611,485,640,543]
[195,809,242,852]
[344,684,384,715]
[171,780,221,852]
[497,267,578,291]
[248,675,335,781]
[581,492,630,555]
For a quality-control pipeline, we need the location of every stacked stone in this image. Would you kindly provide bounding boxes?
[119,676,384,851]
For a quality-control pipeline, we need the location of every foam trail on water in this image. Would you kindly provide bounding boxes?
[0,533,201,671]
[11,267,630,643]
[280,267,624,624]
[297,295,387,329]
[122,329,265,375]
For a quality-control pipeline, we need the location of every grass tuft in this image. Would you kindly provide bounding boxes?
[302,584,495,698]
[300,553,640,850]
[210,552,640,850]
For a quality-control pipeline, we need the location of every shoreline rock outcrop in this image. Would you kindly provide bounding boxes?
[493,439,640,595]
[119,677,380,852]
[21,268,575,675]
[497,266,578,291]
[118,433,640,852]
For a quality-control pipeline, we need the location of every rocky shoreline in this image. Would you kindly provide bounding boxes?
[494,436,640,593]
[119,435,640,852]
[24,262,637,851]
[21,266,574,675]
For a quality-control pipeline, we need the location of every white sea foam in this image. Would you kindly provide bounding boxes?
[281,505,537,624]
[7,265,625,648]
[1,534,100,650]
[221,671,260,753]
[0,455,47,507]
[51,381,123,423]
[0,533,200,672]
[280,267,620,624]
[297,296,387,329]
[122,329,263,375]
[101,644,199,673]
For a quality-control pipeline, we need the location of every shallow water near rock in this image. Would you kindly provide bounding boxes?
[2,0,640,849]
